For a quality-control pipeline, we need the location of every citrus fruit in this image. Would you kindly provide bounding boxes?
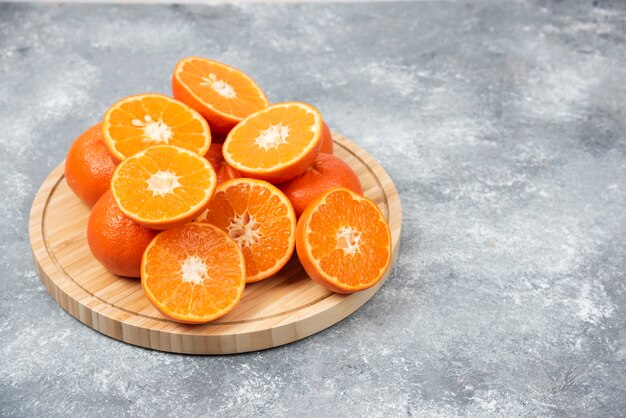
[110,145,217,230]
[223,102,323,183]
[204,143,240,186]
[141,222,245,324]
[87,191,158,277]
[197,178,296,283]
[172,57,270,137]
[320,121,334,154]
[296,187,391,294]
[278,153,363,217]
[102,93,211,161]
[65,123,117,207]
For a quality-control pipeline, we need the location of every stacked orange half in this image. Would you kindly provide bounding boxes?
[173,57,269,137]
[103,93,211,161]
[223,102,323,183]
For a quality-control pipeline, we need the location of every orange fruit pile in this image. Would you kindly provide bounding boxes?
[64,56,392,324]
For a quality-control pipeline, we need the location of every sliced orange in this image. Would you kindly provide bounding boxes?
[296,187,392,294]
[142,222,246,324]
[223,102,323,183]
[111,145,217,230]
[172,57,270,137]
[197,178,296,283]
[103,93,211,161]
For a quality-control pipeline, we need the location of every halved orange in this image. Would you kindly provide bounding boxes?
[111,145,217,230]
[172,57,270,137]
[223,102,323,183]
[103,93,211,161]
[296,187,392,294]
[197,178,296,283]
[142,222,246,324]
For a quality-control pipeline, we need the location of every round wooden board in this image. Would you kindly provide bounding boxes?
[29,133,402,355]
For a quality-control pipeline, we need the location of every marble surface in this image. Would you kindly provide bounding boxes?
[1,1,626,416]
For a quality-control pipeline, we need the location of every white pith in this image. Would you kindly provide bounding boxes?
[132,115,173,144]
[254,124,290,151]
[181,255,208,285]
[336,226,362,256]
[146,170,181,197]
[228,211,261,248]
[200,73,237,99]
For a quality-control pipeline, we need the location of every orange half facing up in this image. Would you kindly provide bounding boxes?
[223,102,323,183]
[103,93,211,161]
[111,145,217,230]
[172,57,270,137]
[296,187,392,294]
[142,222,246,324]
[197,178,296,283]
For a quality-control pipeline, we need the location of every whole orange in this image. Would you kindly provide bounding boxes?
[278,153,363,217]
[87,191,158,277]
[204,143,240,185]
[320,121,334,154]
[65,123,117,207]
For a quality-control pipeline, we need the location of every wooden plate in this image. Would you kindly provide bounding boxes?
[29,133,402,354]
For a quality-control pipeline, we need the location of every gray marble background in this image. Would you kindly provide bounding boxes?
[1,1,626,416]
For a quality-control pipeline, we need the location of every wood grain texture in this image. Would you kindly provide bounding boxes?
[28,133,402,354]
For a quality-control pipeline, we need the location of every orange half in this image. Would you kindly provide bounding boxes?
[142,222,246,324]
[111,145,217,230]
[103,93,211,161]
[223,102,323,183]
[173,57,270,136]
[295,187,392,294]
[197,178,296,283]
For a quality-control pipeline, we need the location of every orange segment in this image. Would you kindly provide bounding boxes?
[141,223,246,324]
[111,145,217,230]
[295,187,391,294]
[223,102,323,183]
[197,178,296,283]
[172,57,269,136]
[103,93,211,161]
